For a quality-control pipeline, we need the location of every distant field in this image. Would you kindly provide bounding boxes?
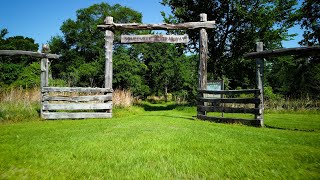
[0,104,319,179]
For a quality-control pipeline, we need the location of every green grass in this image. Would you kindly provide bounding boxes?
[0,103,319,179]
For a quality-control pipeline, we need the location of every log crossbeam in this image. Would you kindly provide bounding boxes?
[97,21,216,30]
[0,50,60,59]
[244,46,320,58]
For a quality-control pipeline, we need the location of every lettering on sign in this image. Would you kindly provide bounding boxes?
[121,34,189,44]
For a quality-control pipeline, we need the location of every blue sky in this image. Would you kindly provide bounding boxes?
[0,0,303,49]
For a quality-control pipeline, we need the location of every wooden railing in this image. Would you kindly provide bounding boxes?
[197,89,263,127]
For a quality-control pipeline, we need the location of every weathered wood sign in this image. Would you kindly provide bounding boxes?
[121,34,189,44]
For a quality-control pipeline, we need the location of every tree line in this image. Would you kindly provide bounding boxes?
[0,1,319,101]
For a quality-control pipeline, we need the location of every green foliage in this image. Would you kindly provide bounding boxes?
[49,3,143,88]
[49,3,198,99]
[0,102,40,123]
[113,46,149,96]
[161,0,297,89]
[266,56,320,99]
[133,43,197,100]
[49,79,67,87]
[294,0,320,46]
[0,29,39,88]
[264,85,283,101]
[11,62,40,88]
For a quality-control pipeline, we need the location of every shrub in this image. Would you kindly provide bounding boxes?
[113,89,133,108]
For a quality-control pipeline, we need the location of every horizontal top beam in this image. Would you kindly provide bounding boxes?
[0,50,60,59]
[244,46,320,58]
[97,21,216,31]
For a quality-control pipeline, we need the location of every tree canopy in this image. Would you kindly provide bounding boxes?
[0,29,40,88]
[162,0,298,88]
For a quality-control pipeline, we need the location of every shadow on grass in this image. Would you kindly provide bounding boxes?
[264,124,316,132]
[137,102,192,111]
[140,115,195,121]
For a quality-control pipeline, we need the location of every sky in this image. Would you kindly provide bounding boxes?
[0,0,303,49]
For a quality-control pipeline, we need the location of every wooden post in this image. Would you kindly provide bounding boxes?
[40,58,49,88]
[198,13,208,116]
[104,16,114,89]
[40,44,50,118]
[255,42,264,127]
[104,16,114,115]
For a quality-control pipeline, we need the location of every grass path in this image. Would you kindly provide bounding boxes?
[0,106,319,179]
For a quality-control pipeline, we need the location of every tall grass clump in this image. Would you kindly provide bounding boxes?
[112,89,133,108]
[0,87,40,123]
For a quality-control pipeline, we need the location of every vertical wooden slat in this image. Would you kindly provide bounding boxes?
[104,16,114,89]
[198,13,208,116]
[255,42,264,127]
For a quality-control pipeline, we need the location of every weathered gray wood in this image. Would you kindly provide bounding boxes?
[43,94,112,102]
[244,46,320,58]
[197,105,260,114]
[0,50,60,59]
[197,114,261,127]
[121,34,189,44]
[198,97,260,104]
[42,112,112,119]
[255,42,264,127]
[42,87,113,93]
[199,89,260,95]
[199,13,208,91]
[40,58,49,88]
[43,102,112,110]
[105,16,114,89]
[98,21,216,30]
[198,13,209,116]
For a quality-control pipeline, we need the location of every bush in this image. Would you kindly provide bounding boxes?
[0,87,40,123]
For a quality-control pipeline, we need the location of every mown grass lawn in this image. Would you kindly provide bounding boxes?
[0,104,319,179]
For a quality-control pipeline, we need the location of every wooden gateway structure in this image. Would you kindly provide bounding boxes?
[98,14,265,127]
[1,14,317,123]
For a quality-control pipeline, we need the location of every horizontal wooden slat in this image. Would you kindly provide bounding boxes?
[0,50,60,59]
[98,21,216,30]
[199,89,260,95]
[43,102,112,111]
[197,114,261,127]
[43,94,112,102]
[197,106,260,114]
[42,112,112,119]
[42,87,113,93]
[198,98,260,104]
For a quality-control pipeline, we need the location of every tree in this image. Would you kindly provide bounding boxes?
[49,3,143,88]
[0,29,39,88]
[268,0,320,99]
[133,42,197,101]
[295,0,320,46]
[161,0,297,89]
